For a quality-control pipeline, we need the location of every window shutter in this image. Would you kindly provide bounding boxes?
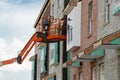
[67,52,70,80]
[54,42,58,63]
[67,68,70,80]
[67,51,70,61]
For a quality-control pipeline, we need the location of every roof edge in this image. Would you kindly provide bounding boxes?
[34,0,49,28]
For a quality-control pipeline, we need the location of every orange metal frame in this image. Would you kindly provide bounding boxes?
[1,16,66,66]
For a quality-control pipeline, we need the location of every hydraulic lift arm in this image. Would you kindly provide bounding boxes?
[0,57,17,67]
[0,32,42,67]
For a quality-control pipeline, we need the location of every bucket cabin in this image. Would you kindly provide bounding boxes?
[36,16,66,42]
[0,16,66,67]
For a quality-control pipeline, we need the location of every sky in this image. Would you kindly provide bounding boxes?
[0,0,44,80]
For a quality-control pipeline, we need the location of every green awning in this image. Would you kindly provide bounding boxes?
[72,62,81,67]
[110,38,120,44]
[91,49,104,57]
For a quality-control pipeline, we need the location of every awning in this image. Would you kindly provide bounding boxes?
[63,60,81,68]
[94,30,120,49]
[72,47,104,62]
[71,30,120,62]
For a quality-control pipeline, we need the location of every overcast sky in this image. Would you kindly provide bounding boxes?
[0,0,44,80]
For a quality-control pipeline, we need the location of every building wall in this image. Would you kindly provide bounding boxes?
[118,51,120,79]
[70,68,80,80]
[48,0,64,80]
[50,0,64,18]
[98,0,120,80]
[104,49,119,80]
[82,62,92,80]
[48,42,63,80]
[70,0,98,80]
[34,0,120,80]
[81,0,97,50]
[98,0,120,40]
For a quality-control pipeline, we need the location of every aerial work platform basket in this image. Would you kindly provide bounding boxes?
[36,16,66,43]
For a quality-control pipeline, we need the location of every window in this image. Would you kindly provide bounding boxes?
[41,49,44,60]
[40,45,47,73]
[57,0,60,15]
[50,43,55,65]
[67,18,73,43]
[88,1,93,35]
[73,74,77,80]
[79,72,83,80]
[52,4,54,15]
[92,67,97,80]
[105,0,110,22]
[100,64,104,80]
[50,49,54,59]
[49,42,59,66]
[115,0,119,2]
[40,49,44,73]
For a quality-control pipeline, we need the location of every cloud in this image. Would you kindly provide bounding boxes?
[0,37,33,71]
[0,0,44,80]
[0,37,34,80]
[0,0,42,39]
[0,38,24,60]
[0,70,32,80]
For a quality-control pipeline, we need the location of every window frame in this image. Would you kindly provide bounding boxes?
[88,1,93,36]
[57,0,61,15]
[49,42,59,66]
[105,0,110,23]
[99,63,104,80]
[92,67,97,80]
[52,4,54,15]
[73,74,77,80]
[40,45,47,73]
[79,72,83,80]
[114,0,120,3]
[49,43,55,66]
[67,18,73,43]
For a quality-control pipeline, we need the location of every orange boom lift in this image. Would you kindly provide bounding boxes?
[0,16,66,67]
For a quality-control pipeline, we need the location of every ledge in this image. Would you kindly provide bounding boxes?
[42,72,56,80]
[71,31,120,61]
[63,60,81,68]
[63,0,78,15]
[94,30,120,49]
